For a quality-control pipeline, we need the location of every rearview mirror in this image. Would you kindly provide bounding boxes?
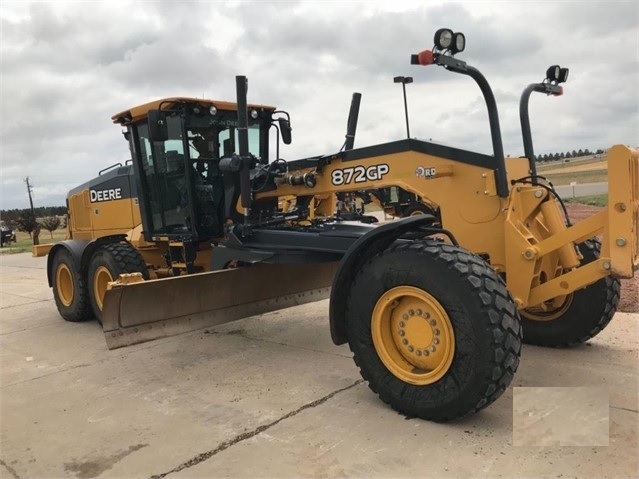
[148,110,168,142]
[278,118,292,145]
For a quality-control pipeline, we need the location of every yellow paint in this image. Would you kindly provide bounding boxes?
[56,262,74,307]
[371,286,455,385]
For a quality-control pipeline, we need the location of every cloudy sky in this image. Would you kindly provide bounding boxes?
[1,0,637,210]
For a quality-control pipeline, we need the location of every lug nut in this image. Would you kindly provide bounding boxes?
[429,346,436,352]
[409,309,415,316]
[429,319,436,326]
[402,314,409,320]
[402,339,409,345]
[399,321,405,327]
[434,328,440,336]
[416,350,422,356]
[416,308,422,315]
[408,346,414,352]
[398,330,405,337]
[433,338,440,345]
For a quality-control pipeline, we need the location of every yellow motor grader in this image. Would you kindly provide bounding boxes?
[41,29,638,422]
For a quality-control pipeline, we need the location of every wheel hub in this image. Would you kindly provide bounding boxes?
[372,286,455,385]
[56,263,74,307]
[93,266,113,311]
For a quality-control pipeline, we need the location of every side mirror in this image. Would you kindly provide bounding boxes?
[278,118,292,145]
[148,110,168,142]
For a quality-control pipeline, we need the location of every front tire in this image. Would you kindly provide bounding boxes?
[521,239,620,346]
[346,240,522,422]
[88,242,149,323]
[51,249,92,322]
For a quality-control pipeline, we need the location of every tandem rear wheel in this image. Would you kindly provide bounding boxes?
[51,248,92,322]
[345,239,522,422]
[88,242,149,323]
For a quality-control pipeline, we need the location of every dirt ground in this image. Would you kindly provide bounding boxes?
[566,203,638,313]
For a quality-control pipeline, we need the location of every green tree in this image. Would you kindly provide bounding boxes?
[41,216,61,239]
[16,211,38,237]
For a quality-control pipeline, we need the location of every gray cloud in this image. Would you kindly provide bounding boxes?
[1,1,637,210]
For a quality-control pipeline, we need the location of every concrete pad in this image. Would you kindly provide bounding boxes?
[0,253,637,479]
[513,387,610,446]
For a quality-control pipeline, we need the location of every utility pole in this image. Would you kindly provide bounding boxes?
[24,177,35,215]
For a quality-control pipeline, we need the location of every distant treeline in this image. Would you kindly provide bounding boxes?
[1,206,67,236]
[1,206,66,222]
[533,148,605,163]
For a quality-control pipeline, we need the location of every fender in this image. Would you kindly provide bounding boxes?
[46,235,127,287]
[329,214,446,345]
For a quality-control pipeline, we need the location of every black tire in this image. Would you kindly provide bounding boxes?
[521,239,620,346]
[51,248,92,322]
[88,242,149,323]
[402,203,437,218]
[345,240,522,422]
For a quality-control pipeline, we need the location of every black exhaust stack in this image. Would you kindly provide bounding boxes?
[235,76,253,213]
[343,92,361,151]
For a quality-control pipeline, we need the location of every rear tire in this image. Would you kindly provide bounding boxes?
[346,240,522,421]
[88,243,149,323]
[521,239,620,346]
[51,249,92,322]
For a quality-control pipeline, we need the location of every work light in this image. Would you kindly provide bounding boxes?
[451,32,465,54]
[434,28,453,50]
[546,65,561,83]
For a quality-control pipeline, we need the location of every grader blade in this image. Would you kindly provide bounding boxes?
[102,262,338,349]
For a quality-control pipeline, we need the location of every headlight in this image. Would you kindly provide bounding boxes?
[250,109,259,119]
[209,106,217,116]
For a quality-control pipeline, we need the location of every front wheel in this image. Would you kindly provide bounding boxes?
[345,240,522,422]
[88,243,149,323]
[521,239,620,346]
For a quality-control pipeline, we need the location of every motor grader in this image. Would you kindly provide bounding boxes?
[41,29,638,422]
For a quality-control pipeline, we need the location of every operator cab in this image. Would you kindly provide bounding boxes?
[112,98,285,243]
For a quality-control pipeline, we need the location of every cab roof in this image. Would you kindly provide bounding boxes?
[112,97,277,125]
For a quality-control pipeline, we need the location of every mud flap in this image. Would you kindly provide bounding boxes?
[102,262,338,349]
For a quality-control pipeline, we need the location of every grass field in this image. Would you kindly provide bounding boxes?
[565,194,608,207]
[0,229,67,255]
[536,155,607,185]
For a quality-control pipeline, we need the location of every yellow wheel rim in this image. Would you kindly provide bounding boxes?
[371,286,455,385]
[522,293,574,322]
[93,266,113,312]
[56,263,74,307]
